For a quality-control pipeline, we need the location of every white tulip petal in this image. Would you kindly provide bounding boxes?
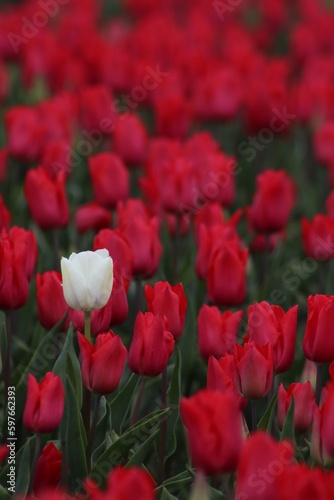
[95,248,110,259]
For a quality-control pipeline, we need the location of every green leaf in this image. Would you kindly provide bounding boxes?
[127,429,159,466]
[156,470,194,495]
[64,376,87,488]
[15,436,33,495]
[0,486,11,499]
[281,396,295,442]
[0,436,36,490]
[53,323,82,407]
[92,397,112,464]
[257,394,277,432]
[165,347,181,460]
[90,408,169,483]
[108,373,138,433]
[160,487,179,500]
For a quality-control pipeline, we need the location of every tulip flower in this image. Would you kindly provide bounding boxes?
[247,301,298,373]
[198,305,242,359]
[234,342,273,400]
[311,382,334,466]
[303,294,334,363]
[207,355,247,410]
[278,464,334,500]
[301,215,334,260]
[60,249,113,311]
[78,331,127,394]
[277,382,315,433]
[113,113,148,166]
[33,443,62,495]
[74,202,112,234]
[36,271,69,331]
[23,372,65,433]
[180,389,243,475]
[235,432,294,500]
[145,281,187,339]
[128,312,174,377]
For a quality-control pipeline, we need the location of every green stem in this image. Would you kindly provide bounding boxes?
[86,394,101,467]
[84,311,91,343]
[60,439,68,490]
[130,378,146,426]
[251,401,257,433]
[29,433,42,493]
[158,367,168,484]
[315,364,322,406]
[4,311,12,412]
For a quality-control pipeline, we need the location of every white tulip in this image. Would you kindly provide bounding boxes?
[60,249,113,311]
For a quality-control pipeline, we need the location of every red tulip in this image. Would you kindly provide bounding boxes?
[113,113,148,166]
[33,443,62,496]
[78,331,127,394]
[277,382,315,433]
[0,195,10,230]
[145,281,187,339]
[23,372,65,433]
[36,271,68,331]
[303,294,334,363]
[79,85,115,133]
[24,167,69,230]
[247,302,298,373]
[5,106,43,162]
[128,312,174,377]
[234,342,273,400]
[313,121,334,166]
[278,464,334,500]
[198,305,242,359]
[88,152,129,209]
[0,148,8,182]
[248,169,296,233]
[311,382,334,465]
[235,432,294,500]
[207,240,248,306]
[207,355,247,410]
[41,139,72,179]
[74,202,112,234]
[301,215,334,260]
[180,389,243,475]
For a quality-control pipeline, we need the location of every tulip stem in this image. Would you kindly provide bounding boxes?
[29,433,42,493]
[53,229,61,271]
[158,367,168,485]
[130,378,146,426]
[315,364,322,405]
[4,311,12,412]
[251,401,257,432]
[86,394,101,467]
[84,311,91,343]
[83,388,91,445]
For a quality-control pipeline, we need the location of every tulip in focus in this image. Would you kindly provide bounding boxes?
[23,372,65,433]
[207,355,247,410]
[311,382,334,466]
[60,249,113,311]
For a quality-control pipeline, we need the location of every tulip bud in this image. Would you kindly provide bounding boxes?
[74,202,112,234]
[33,443,62,495]
[303,294,334,363]
[301,215,334,260]
[128,312,174,377]
[180,389,243,475]
[60,249,113,311]
[207,355,247,410]
[277,382,315,433]
[23,372,65,433]
[78,331,127,394]
[311,382,334,466]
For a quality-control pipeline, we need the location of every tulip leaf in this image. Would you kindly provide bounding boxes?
[64,376,88,488]
[257,394,277,432]
[155,470,194,495]
[165,347,181,460]
[108,373,138,433]
[0,486,11,499]
[127,428,159,466]
[53,323,82,408]
[0,436,36,493]
[160,487,179,500]
[92,396,112,464]
[0,311,7,372]
[281,396,295,442]
[90,408,169,484]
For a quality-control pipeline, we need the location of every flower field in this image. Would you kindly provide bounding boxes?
[1,0,334,498]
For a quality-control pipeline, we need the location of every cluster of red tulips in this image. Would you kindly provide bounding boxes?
[1,0,334,498]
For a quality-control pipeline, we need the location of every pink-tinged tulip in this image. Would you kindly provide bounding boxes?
[234,342,273,400]
[235,432,294,500]
[303,294,334,363]
[198,305,242,359]
[301,215,334,260]
[33,443,62,495]
[78,331,127,394]
[113,113,148,167]
[0,195,10,230]
[120,216,162,278]
[180,389,243,475]
[24,167,69,230]
[277,382,315,433]
[207,355,247,410]
[86,466,155,500]
[311,382,334,466]
[248,169,296,233]
[145,281,187,339]
[23,373,64,433]
[36,272,68,331]
[88,152,129,209]
[0,227,38,310]
[247,302,298,373]
[74,202,112,234]
[207,240,248,306]
[128,312,174,377]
